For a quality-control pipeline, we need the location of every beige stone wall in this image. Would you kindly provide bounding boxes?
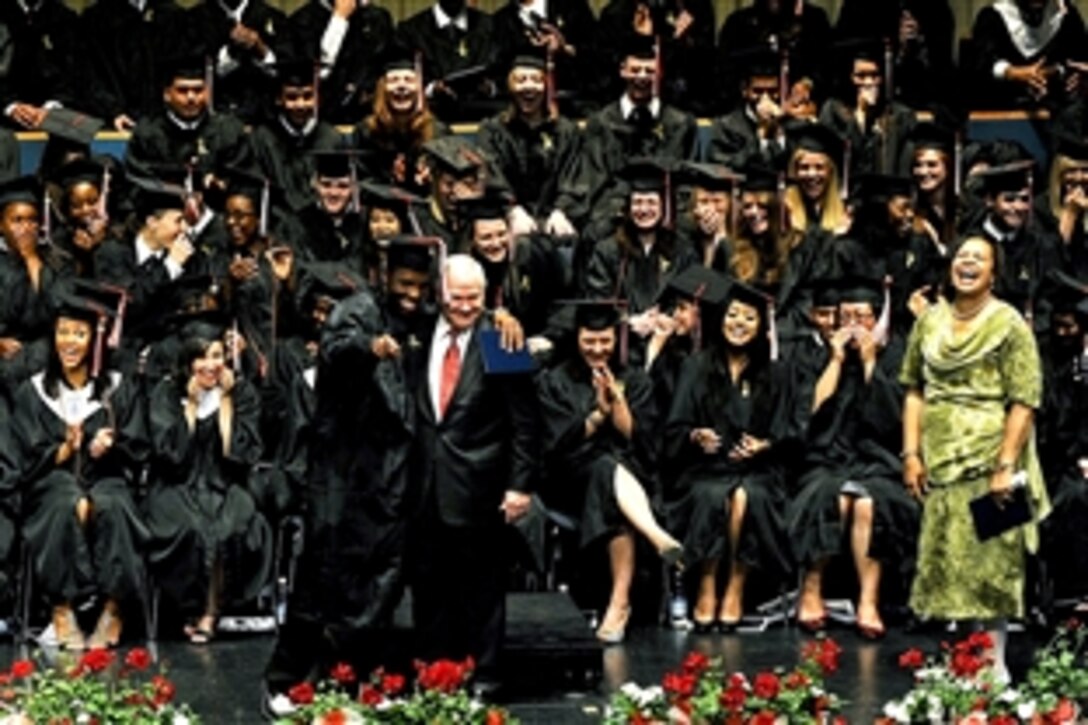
[61,0,1088,38]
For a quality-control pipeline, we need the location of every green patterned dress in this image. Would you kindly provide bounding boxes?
[900,299,1051,619]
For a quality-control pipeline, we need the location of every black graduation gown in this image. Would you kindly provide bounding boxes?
[395,6,501,122]
[662,351,793,577]
[249,119,345,213]
[478,234,566,338]
[786,350,920,580]
[970,3,1087,109]
[281,204,367,270]
[537,360,656,547]
[476,111,582,219]
[351,119,449,198]
[79,0,188,124]
[12,372,149,604]
[0,1,81,116]
[144,377,272,616]
[706,108,792,171]
[124,111,253,189]
[571,101,697,226]
[0,392,16,605]
[286,1,396,125]
[818,99,917,179]
[0,128,19,183]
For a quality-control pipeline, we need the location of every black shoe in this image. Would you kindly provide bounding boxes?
[692,619,716,635]
[716,618,741,634]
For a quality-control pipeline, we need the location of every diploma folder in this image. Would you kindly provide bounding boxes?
[479,329,537,375]
[969,483,1031,542]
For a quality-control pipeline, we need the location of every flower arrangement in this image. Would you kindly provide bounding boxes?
[277,657,515,724]
[605,636,847,724]
[880,621,1088,724]
[0,647,198,724]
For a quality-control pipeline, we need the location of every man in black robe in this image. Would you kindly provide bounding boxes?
[286,0,395,125]
[396,0,501,122]
[569,36,697,229]
[415,136,488,249]
[707,49,795,171]
[250,59,345,214]
[970,0,1087,109]
[124,56,252,195]
[0,0,81,132]
[475,53,582,238]
[280,151,367,267]
[407,253,537,686]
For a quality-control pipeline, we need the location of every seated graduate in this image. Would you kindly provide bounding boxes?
[784,124,852,236]
[1047,133,1088,280]
[475,52,582,240]
[0,176,75,404]
[145,320,271,645]
[584,159,698,368]
[6,287,148,651]
[124,55,251,193]
[50,157,126,281]
[1039,276,1088,611]
[674,162,741,271]
[537,300,682,644]
[249,58,345,214]
[908,121,959,257]
[458,191,565,345]
[352,47,448,198]
[787,274,920,639]
[662,281,794,631]
[414,136,489,248]
[0,0,81,132]
[282,151,366,266]
[970,0,1087,109]
[819,37,917,180]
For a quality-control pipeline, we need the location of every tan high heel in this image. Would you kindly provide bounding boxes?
[88,600,123,649]
[53,604,85,651]
[595,604,631,644]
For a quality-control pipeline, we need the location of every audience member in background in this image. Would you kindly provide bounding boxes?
[819,38,917,180]
[971,0,1087,109]
[834,0,956,112]
[8,293,148,651]
[0,0,81,131]
[1046,133,1088,280]
[282,152,368,268]
[538,301,683,643]
[785,124,851,236]
[908,122,958,256]
[664,282,793,632]
[476,54,582,240]
[675,162,739,271]
[415,136,487,249]
[287,0,396,125]
[352,51,447,198]
[789,275,919,639]
[51,158,125,281]
[901,234,1049,682]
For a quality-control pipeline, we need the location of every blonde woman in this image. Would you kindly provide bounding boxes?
[784,125,851,235]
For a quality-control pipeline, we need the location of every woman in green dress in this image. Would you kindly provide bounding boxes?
[900,235,1050,681]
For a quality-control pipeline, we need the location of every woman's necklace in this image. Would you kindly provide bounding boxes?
[951,294,992,322]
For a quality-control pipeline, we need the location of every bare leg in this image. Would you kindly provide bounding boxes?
[721,487,749,623]
[597,531,635,640]
[851,498,883,631]
[694,560,718,624]
[613,465,680,556]
[981,618,1010,683]
[188,558,222,643]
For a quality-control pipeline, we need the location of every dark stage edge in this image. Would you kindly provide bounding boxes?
[1,599,1046,724]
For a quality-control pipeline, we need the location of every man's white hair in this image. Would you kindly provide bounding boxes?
[443,253,486,290]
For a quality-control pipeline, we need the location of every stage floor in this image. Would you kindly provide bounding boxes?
[0,620,1045,724]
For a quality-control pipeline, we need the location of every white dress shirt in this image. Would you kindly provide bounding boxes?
[428,316,473,420]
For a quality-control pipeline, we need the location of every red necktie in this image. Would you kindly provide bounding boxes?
[438,332,461,418]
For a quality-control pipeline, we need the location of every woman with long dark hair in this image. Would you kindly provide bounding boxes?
[7,291,147,650]
[663,282,793,631]
[145,330,271,644]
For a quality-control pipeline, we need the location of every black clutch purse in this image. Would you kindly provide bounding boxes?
[969,485,1032,542]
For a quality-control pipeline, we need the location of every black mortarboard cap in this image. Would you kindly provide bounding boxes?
[56,157,109,190]
[458,191,512,223]
[39,108,105,147]
[311,150,354,179]
[621,34,657,61]
[1054,132,1088,165]
[659,266,730,307]
[56,290,115,325]
[909,122,954,154]
[726,280,772,311]
[423,137,485,178]
[676,161,743,192]
[511,51,546,72]
[165,274,223,314]
[809,269,840,307]
[297,262,364,307]
[977,160,1034,194]
[128,175,186,217]
[834,36,887,66]
[158,54,207,86]
[381,43,417,75]
[739,163,780,193]
[360,180,425,210]
[274,58,319,88]
[728,46,781,80]
[836,273,884,308]
[573,299,625,330]
[789,123,846,162]
[619,157,670,194]
[856,173,914,202]
[0,175,41,208]
[384,235,436,273]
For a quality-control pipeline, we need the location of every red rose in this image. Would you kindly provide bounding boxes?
[10,660,34,679]
[990,716,1017,725]
[813,695,830,715]
[79,649,115,673]
[967,631,993,651]
[720,684,747,712]
[898,648,925,670]
[728,673,748,689]
[662,671,697,699]
[832,718,848,725]
[682,651,710,675]
[752,672,780,700]
[416,658,472,693]
[358,685,383,706]
[324,710,348,725]
[381,672,406,696]
[151,675,176,707]
[748,711,777,725]
[1053,698,1077,722]
[784,671,811,690]
[124,648,152,672]
[288,682,315,705]
[818,638,843,674]
[630,714,651,725]
[124,693,146,708]
[949,651,984,678]
[330,662,356,684]
[485,709,506,725]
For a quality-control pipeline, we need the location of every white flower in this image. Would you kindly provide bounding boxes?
[171,716,191,725]
[620,682,645,700]
[77,716,92,725]
[926,694,945,724]
[997,688,1021,704]
[1017,700,1038,720]
[638,685,664,707]
[882,699,910,723]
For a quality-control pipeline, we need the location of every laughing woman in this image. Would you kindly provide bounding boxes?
[901,235,1050,681]
[145,332,272,644]
[7,295,148,650]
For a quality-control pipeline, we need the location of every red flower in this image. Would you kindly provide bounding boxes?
[720,684,747,712]
[124,648,151,672]
[330,662,356,684]
[813,695,830,715]
[151,675,176,707]
[966,631,993,651]
[752,672,780,700]
[784,671,811,690]
[79,649,115,673]
[415,658,473,693]
[662,671,697,699]
[380,672,406,696]
[287,682,315,705]
[1064,617,1083,631]
[728,673,748,689]
[1051,698,1077,722]
[485,709,506,725]
[10,660,34,679]
[681,651,710,675]
[898,648,925,670]
[629,714,651,725]
[324,711,348,725]
[832,718,848,725]
[358,684,383,706]
[748,711,777,725]
[949,650,985,678]
[971,696,989,711]
[990,716,1017,725]
[124,692,147,708]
